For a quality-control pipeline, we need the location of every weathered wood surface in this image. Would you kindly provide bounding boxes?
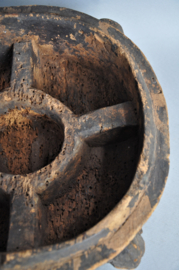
[0,6,169,270]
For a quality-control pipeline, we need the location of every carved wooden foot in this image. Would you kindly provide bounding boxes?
[109,231,145,269]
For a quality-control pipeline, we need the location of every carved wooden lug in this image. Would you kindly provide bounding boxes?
[109,231,145,269]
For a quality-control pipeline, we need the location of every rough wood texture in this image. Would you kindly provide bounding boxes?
[0,6,169,270]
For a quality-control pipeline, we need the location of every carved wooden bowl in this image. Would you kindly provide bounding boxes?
[0,6,169,270]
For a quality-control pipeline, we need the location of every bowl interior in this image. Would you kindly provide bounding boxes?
[0,15,143,250]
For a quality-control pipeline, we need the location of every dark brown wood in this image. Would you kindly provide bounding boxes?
[0,5,169,270]
[7,193,40,252]
[78,101,137,146]
[11,42,34,91]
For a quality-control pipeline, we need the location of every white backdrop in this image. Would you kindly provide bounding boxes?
[0,1,178,270]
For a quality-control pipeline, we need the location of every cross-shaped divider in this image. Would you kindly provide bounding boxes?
[0,41,138,252]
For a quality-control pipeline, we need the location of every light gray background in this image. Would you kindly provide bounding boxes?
[0,1,178,270]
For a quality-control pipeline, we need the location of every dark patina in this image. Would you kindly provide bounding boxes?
[0,6,169,270]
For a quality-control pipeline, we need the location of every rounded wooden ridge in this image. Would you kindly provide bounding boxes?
[0,6,169,270]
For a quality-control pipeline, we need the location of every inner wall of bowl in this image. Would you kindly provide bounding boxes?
[0,16,143,248]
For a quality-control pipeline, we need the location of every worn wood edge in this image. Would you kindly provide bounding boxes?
[0,8,170,270]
